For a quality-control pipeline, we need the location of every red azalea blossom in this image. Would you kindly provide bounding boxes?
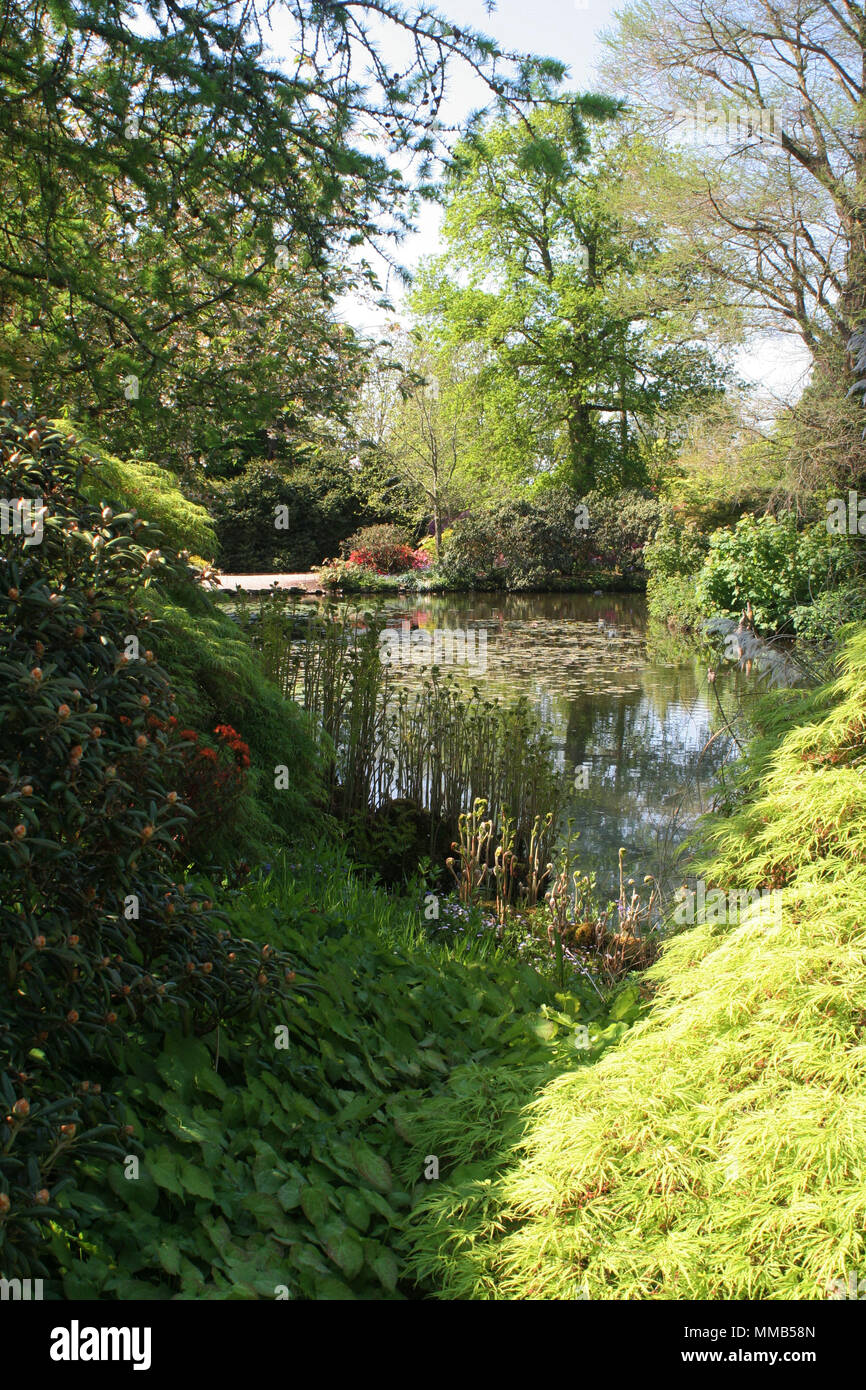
[348,542,426,574]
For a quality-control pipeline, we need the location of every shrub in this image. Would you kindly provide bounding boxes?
[580,490,665,581]
[644,517,708,580]
[55,423,218,560]
[212,459,374,572]
[437,513,501,587]
[403,631,866,1299]
[497,489,586,590]
[644,517,710,631]
[792,583,866,648]
[439,489,664,591]
[136,584,323,859]
[416,527,453,565]
[695,514,855,632]
[341,524,420,574]
[0,403,279,1280]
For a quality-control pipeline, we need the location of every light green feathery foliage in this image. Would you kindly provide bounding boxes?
[55,421,217,559]
[403,628,866,1299]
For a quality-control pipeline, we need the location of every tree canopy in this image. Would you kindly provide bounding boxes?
[411,100,726,493]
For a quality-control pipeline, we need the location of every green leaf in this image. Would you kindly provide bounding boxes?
[350,1141,392,1193]
[300,1183,331,1228]
[340,1188,371,1233]
[277,1179,302,1212]
[313,1275,357,1299]
[322,1220,365,1279]
[243,1192,284,1228]
[178,1157,216,1201]
[368,1243,400,1293]
[155,1240,182,1276]
[148,1147,184,1197]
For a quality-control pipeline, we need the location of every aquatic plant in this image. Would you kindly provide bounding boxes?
[254,600,564,873]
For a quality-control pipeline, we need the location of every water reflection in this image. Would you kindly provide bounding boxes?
[291,590,755,899]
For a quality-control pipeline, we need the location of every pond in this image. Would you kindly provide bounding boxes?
[270,589,761,901]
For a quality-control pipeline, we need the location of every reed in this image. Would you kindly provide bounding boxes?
[253,599,564,871]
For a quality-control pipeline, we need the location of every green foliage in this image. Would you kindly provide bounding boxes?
[56,423,217,560]
[646,571,705,634]
[213,460,375,573]
[580,490,665,579]
[412,101,724,493]
[1,1,548,466]
[54,851,601,1299]
[403,629,866,1299]
[644,516,708,580]
[136,587,322,860]
[436,513,501,588]
[0,404,281,1279]
[438,489,663,590]
[792,584,866,648]
[644,516,710,631]
[695,514,855,632]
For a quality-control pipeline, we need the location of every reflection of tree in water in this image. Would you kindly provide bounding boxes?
[308,591,758,899]
[561,663,744,899]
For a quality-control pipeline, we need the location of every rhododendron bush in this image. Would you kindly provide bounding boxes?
[0,404,292,1281]
[341,524,426,574]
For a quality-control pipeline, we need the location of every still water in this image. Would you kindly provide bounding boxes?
[304,590,757,900]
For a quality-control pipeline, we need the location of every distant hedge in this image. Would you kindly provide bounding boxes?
[212,461,378,572]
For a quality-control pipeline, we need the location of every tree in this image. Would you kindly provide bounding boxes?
[602,0,866,358]
[356,332,473,553]
[0,0,565,463]
[411,99,725,494]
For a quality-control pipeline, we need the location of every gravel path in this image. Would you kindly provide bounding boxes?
[217,573,324,592]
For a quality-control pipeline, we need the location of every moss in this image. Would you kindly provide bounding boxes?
[405,627,866,1299]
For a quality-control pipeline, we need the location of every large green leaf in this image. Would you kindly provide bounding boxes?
[322,1220,365,1279]
[299,1182,331,1228]
[350,1141,392,1193]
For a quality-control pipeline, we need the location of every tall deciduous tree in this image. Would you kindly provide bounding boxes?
[602,0,866,357]
[412,99,725,494]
